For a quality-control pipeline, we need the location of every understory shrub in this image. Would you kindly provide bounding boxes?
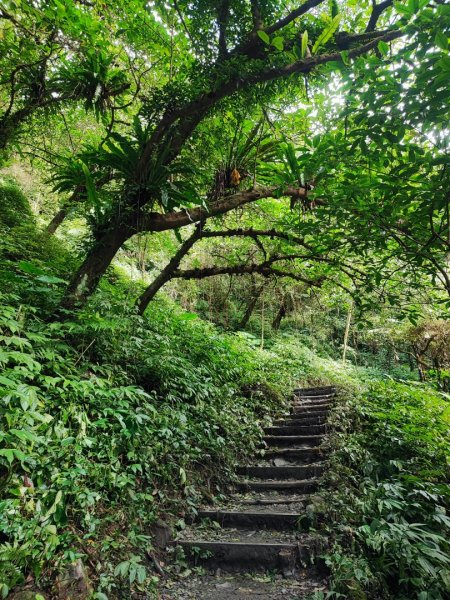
[1,290,330,597]
[323,381,450,600]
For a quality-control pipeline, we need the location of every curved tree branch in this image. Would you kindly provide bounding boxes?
[365,0,394,32]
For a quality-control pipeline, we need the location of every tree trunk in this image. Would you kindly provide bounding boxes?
[260,294,265,350]
[417,359,426,382]
[272,299,287,330]
[342,301,352,363]
[46,206,69,234]
[61,225,130,311]
[136,224,204,314]
[237,284,263,330]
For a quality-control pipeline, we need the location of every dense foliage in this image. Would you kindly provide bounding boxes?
[324,381,450,599]
[1,0,450,598]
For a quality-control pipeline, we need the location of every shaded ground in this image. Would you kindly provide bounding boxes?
[160,571,326,599]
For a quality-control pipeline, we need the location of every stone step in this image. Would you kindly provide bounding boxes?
[229,491,310,506]
[265,424,327,436]
[295,397,334,405]
[263,447,324,461]
[174,539,311,572]
[290,404,329,417]
[161,572,327,599]
[162,567,327,600]
[263,434,324,447]
[275,415,328,427]
[292,403,331,411]
[291,398,332,408]
[218,493,308,510]
[237,479,318,493]
[296,391,335,397]
[196,509,302,530]
[294,386,335,395]
[236,464,325,480]
[289,410,329,421]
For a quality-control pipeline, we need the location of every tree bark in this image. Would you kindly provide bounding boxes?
[237,284,263,329]
[272,298,287,330]
[61,225,129,310]
[342,301,352,363]
[136,223,204,314]
[46,206,69,234]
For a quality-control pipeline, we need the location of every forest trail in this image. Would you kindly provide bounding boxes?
[161,387,335,599]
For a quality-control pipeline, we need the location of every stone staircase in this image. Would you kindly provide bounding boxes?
[162,386,335,599]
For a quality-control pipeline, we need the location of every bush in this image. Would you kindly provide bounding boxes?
[0,291,293,597]
[323,381,450,599]
[0,179,33,228]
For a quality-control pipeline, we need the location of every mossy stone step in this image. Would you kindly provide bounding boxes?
[292,402,331,411]
[174,539,312,572]
[294,400,333,409]
[195,509,303,529]
[290,406,330,418]
[236,464,325,479]
[265,424,327,435]
[237,478,318,493]
[263,434,324,447]
[294,386,335,395]
[275,415,328,426]
[263,446,324,460]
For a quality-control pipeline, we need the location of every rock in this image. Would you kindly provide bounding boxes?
[273,458,289,467]
[278,549,295,578]
[56,559,92,599]
[215,582,232,589]
[150,518,172,549]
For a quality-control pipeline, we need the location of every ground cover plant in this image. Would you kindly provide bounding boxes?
[323,381,450,599]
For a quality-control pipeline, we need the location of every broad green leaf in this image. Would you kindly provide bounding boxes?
[17,261,45,275]
[312,14,341,54]
[271,36,284,51]
[435,31,448,51]
[0,449,14,465]
[79,160,100,214]
[257,30,270,45]
[301,31,309,58]
[378,40,390,56]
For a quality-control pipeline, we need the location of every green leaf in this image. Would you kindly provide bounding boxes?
[10,428,40,443]
[180,466,187,484]
[301,31,309,58]
[257,30,270,45]
[18,261,45,276]
[312,14,341,54]
[79,160,100,214]
[378,40,390,56]
[341,50,350,65]
[435,31,448,51]
[394,2,413,18]
[271,36,284,51]
[179,312,198,321]
[0,449,15,465]
[36,275,66,284]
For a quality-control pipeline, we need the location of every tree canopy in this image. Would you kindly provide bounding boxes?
[3,0,448,316]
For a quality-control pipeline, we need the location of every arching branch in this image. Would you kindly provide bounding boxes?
[365,0,394,32]
[171,263,324,285]
[136,222,205,314]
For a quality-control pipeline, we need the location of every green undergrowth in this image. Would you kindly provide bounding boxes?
[0,180,345,598]
[0,285,342,598]
[321,381,450,600]
[2,180,449,599]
